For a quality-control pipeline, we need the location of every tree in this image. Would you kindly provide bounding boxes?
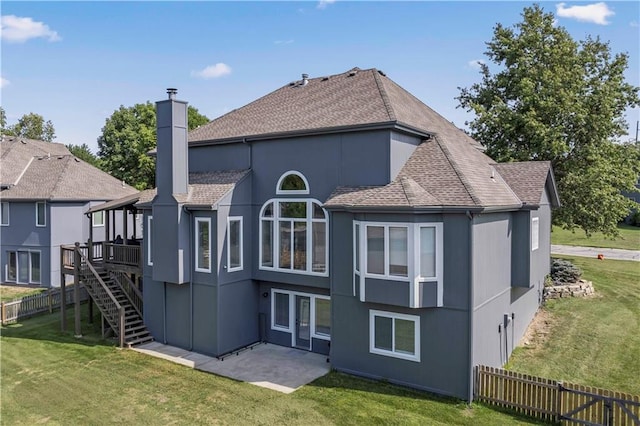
[0,107,10,135]
[97,102,209,190]
[10,112,56,142]
[67,143,102,168]
[458,4,640,237]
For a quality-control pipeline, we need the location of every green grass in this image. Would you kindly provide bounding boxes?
[507,256,640,395]
[551,224,640,250]
[0,285,46,303]
[1,310,538,425]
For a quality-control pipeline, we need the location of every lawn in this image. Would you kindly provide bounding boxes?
[551,224,640,251]
[0,285,46,303]
[1,310,538,425]
[507,256,640,395]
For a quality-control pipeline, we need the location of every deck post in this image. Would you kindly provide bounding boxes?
[123,209,129,244]
[74,242,82,338]
[60,271,66,331]
[88,297,93,324]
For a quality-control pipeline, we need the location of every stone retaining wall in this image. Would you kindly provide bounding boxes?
[543,280,595,301]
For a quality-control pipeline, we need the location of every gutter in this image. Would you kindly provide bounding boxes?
[323,203,524,215]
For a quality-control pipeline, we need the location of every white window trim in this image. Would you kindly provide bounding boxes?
[195,217,212,273]
[92,211,105,227]
[1,202,9,226]
[531,217,540,251]
[362,222,411,282]
[5,250,41,284]
[369,309,420,362]
[275,170,310,195]
[270,289,331,344]
[147,216,153,266]
[227,216,243,272]
[353,222,360,297]
[355,221,443,308]
[35,201,46,227]
[259,198,329,277]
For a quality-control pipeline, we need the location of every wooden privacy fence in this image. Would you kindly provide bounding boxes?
[1,286,88,325]
[475,365,640,425]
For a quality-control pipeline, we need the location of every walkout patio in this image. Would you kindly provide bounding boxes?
[132,341,330,394]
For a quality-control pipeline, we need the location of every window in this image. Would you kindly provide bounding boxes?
[147,216,153,266]
[260,199,328,276]
[1,202,8,226]
[227,217,243,272]
[355,221,443,307]
[531,217,539,251]
[195,217,211,273]
[273,292,290,330]
[369,310,420,362]
[93,211,104,227]
[6,250,41,284]
[315,297,331,337]
[364,224,409,278]
[271,289,331,341]
[35,201,46,227]
[276,171,309,195]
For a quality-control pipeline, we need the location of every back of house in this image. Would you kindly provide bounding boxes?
[134,67,559,400]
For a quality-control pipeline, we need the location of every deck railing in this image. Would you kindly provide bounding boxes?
[112,271,143,317]
[62,242,140,271]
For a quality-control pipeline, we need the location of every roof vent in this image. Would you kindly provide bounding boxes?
[348,70,358,77]
[20,139,26,144]
[378,70,386,76]
[167,88,178,100]
[289,81,295,86]
[301,73,309,86]
[74,157,80,162]
[321,76,329,81]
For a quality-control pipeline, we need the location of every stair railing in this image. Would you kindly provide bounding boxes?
[75,243,125,347]
[111,271,143,318]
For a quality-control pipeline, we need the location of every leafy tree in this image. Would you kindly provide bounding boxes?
[97,102,209,190]
[0,107,11,136]
[9,112,56,142]
[67,143,102,168]
[458,4,640,237]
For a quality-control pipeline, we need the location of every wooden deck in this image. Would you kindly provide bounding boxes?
[61,242,142,275]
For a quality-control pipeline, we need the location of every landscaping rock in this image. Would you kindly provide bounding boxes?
[543,279,595,301]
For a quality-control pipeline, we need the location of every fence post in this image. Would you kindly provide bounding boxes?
[557,382,563,423]
[1,302,5,325]
[48,290,52,314]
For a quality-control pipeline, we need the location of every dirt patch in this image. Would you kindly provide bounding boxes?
[519,308,553,349]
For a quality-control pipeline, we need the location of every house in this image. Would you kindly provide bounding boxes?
[0,136,138,287]
[95,68,560,400]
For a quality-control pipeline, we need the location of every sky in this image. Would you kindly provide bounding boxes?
[1,1,639,154]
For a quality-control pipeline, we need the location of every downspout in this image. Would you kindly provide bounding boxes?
[466,210,475,404]
[186,207,194,351]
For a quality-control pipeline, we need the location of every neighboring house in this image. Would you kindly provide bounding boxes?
[0,136,138,287]
[104,68,560,400]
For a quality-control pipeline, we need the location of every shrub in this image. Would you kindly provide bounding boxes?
[551,258,582,286]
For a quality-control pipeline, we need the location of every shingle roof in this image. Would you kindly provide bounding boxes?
[0,136,137,201]
[135,170,249,208]
[189,67,552,210]
[494,161,559,207]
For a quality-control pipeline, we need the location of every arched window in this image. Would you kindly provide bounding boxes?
[260,198,327,275]
[276,171,309,195]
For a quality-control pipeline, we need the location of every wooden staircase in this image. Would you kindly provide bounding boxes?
[80,260,153,348]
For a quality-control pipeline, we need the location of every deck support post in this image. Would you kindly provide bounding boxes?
[88,297,94,324]
[60,271,66,331]
[74,242,82,338]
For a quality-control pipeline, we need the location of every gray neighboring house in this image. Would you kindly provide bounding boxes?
[0,136,138,287]
[113,67,560,400]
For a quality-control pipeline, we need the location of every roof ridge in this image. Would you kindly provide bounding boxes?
[434,137,481,206]
[372,69,396,122]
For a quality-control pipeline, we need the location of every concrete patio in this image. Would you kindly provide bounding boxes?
[132,341,330,394]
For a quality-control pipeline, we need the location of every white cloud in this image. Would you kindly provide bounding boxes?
[555,2,614,25]
[0,76,9,88]
[1,15,61,43]
[274,39,294,45]
[630,21,639,28]
[191,63,232,79]
[468,59,485,69]
[317,0,336,10]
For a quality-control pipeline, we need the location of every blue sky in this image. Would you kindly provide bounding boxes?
[2,1,638,153]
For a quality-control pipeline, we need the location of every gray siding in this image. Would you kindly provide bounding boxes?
[390,132,420,180]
